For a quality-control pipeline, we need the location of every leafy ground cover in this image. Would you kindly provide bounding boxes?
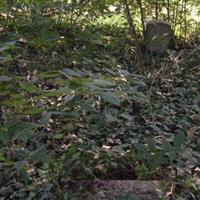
[0,23,200,199]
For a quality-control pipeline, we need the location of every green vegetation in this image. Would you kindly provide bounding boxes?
[0,0,200,199]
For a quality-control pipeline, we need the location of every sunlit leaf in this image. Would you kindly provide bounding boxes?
[19,82,37,93]
[39,71,60,79]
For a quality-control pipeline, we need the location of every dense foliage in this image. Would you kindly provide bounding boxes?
[0,0,200,199]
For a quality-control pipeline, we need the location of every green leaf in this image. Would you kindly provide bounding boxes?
[169,151,177,162]
[134,143,146,152]
[8,121,39,141]
[0,127,10,145]
[53,133,64,140]
[105,112,116,123]
[132,92,149,104]
[42,90,63,97]
[0,75,12,82]
[23,108,44,115]
[101,91,122,106]
[14,128,32,142]
[39,71,60,79]
[40,112,52,124]
[162,141,173,152]
[146,137,156,151]
[15,161,30,184]
[174,132,185,148]
[62,68,82,77]
[2,161,14,166]
[0,153,6,161]
[5,98,28,107]
[119,113,133,121]
[0,41,16,52]
[19,82,37,93]
[31,146,51,163]
[92,79,114,87]
[70,77,91,87]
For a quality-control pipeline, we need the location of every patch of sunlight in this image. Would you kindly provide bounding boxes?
[191,6,200,22]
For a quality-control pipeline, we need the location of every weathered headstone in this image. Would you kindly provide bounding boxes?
[144,20,173,55]
[91,180,167,200]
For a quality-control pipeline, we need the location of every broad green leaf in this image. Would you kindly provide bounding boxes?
[0,127,10,145]
[64,94,75,102]
[133,92,149,104]
[185,176,198,190]
[10,93,24,99]
[31,146,51,163]
[14,128,32,142]
[92,79,114,87]
[174,132,185,148]
[105,112,116,123]
[15,161,30,184]
[0,153,6,161]
[62,68,82,77]
[8,121,40,139]
[119,113,133,121]
[40,112,52,124]
[101,91,122,106]
[0,75,12,82]
[70,77,91,87]
[134,143,146,152]
[19,82,37,93]
[0,91,10,97]
[39,71,60,79]
[169,151,177,162]
[64,145,79,158]
[146,137,156,151]
[2,161,14,166]
[112,146,126,154]
[53,133,64,139]
[162,141,173,152]
[23,108,44,115]
[42,90,63,97]
[4,98,28,107]
[0,41,16,52]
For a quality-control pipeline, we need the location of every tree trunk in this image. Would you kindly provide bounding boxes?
[123,0,144,73]
[155,0,159,20]
[184,0,187,39]
[136,0,145,36]
[167,0,170,22]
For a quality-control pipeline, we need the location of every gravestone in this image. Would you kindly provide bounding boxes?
[144,20,173,55]
[91,180,166,200]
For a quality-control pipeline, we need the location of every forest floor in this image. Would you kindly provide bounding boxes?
[0,24,200,199]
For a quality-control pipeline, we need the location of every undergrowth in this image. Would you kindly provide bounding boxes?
[0,15,200,200]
